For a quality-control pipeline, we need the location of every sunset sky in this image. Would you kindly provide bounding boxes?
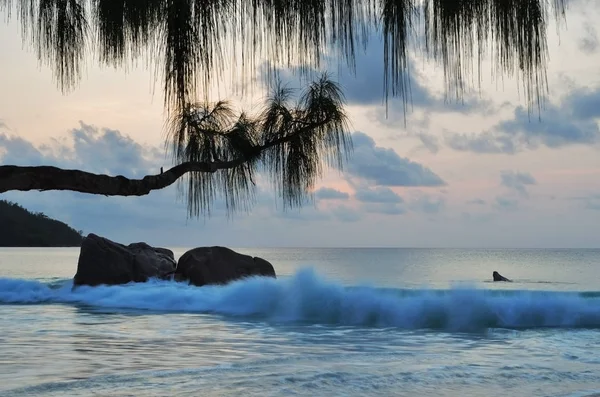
[1,1,599,248]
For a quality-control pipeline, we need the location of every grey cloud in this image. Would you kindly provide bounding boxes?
[494,196,519,211]
[363,202,406,215]
[0,122,164,177]
[258,34,491,119]
[443,85,600,154]
[252,185,330,222]
[461,211,493,223]
[416,133,440,154]
[346,132,445,187]
[563,88,600,120]
[354,186,403,203]
[261,185,363,223]
[336,40,492,116]
[314,187,349,200]
[467,198,486,205]
[570,193,600,211]
[0,135,47,165]
[331,206,361,222]
[445,132,518,154]
[579,24,599,54]
[587,200,600,210]
[69,122,163,177]
[500,171,536,197]
[409,195,445,214]
[256,40,412,108]
[277,206,330,221]
[339,55,433,109]
[498,105,600,148]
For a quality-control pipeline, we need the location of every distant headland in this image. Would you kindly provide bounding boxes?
[0,200,83,247]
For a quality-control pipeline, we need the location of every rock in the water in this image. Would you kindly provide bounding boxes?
[74,233,176,286]
[493,271,511,282]
[175,246,276,286]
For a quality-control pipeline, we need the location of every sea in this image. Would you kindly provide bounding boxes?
[1,247,599,397]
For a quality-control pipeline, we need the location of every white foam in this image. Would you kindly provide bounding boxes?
[1,268,599,331]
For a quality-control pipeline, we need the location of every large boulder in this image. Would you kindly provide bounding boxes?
[73,233,177,286]
[174,246,276,286]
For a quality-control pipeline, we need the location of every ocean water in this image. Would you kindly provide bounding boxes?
[1,247,600,397]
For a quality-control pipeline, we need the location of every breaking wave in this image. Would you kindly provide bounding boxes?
[2,268,600,331]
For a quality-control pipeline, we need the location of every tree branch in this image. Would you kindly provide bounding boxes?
[0,117,336,196]
[0,163,213,196]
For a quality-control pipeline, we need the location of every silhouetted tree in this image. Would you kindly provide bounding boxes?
[0,0,567,216]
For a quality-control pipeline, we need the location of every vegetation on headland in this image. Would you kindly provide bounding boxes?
[0,200,83,247]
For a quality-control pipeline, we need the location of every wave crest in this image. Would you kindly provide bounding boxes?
[1,268,600,331]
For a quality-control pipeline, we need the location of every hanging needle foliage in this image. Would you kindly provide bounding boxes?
[1,0,567,114]
[165,74,351,217]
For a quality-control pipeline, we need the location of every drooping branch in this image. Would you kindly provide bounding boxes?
[161,74,351,216]
[0,117,341,196]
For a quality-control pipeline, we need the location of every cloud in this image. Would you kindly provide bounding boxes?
[563,87,600,120]
[352,186,405,215]
[0,121,164,177]
[335,41,493,117]
[331,206,361,222]
[494,196,519,211]
[276,206,330,221]
[314,187,349,200]
[362,202,406,215]
[467,198,486,205]
[0,135,48,165]
[500,171,536,197]
[354,186,403,204]
[345,132,445,187]
[441,85,600,154]
[444,132,518,154]
[569,193,600,211]
[258,35,492,120]
[68,122,164,177]
[579,23,599,54]
[497,105,600,148]
[414,132,440,154]
[408,194,445,214]
[587,200,600,210]
[461,211,493,223]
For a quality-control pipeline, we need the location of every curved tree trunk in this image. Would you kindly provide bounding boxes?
[0,161,238,196]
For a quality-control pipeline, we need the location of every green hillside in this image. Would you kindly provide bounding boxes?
[0,200,83,247]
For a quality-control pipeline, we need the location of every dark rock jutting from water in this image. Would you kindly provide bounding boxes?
[73,233,177,286]
[174,246,276,287]
[493,271,511,282]
[73,234,276,287]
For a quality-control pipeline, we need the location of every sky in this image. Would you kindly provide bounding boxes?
[1,1,599,248]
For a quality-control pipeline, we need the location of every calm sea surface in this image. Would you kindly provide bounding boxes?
[1,247,600,396]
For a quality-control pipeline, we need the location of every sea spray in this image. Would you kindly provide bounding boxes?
[2,268,600,331]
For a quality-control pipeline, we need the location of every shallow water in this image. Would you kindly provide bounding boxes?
[1,248,600,396]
